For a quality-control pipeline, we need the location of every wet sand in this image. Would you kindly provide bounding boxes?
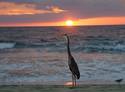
[0,80,124,85]
[0,85,125,92]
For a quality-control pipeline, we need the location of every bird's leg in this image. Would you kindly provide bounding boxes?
[73,75,75,87]
[73,75,76,87]
[72,74,74,87]
[119,82,121,88]
[75,77,76,87]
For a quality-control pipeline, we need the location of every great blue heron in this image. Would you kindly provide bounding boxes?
[64,34,80,87]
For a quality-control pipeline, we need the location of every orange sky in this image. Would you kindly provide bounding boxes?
[0,16,125,26]
[0,1,125,26]
[77,16,125,26]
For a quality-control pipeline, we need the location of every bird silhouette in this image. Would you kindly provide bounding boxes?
[115,79,123,85]
[64,34,80,87]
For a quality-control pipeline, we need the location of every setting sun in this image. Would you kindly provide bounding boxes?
[65,20,74,26]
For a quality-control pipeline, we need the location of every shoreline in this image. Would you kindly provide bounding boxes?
[0,80,125,85]
[0,84,125,92]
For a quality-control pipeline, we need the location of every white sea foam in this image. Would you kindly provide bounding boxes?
[0,42,15,49]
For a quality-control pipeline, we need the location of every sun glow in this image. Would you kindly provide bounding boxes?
[65,20,74,26]
[65,82,73,86]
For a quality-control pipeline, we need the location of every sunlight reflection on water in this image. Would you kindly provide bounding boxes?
[65,81,73,86]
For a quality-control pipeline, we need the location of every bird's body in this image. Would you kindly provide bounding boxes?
[115,79,123,87]
[68,55,80,79]
[115,79,123,84]
[64,34,80,87]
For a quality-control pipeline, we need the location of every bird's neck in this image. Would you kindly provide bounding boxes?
[66,36,71,56]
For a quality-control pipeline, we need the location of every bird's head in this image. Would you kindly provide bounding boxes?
[63,34,69,41]
[64,33,68,37]
[64,34,68,39]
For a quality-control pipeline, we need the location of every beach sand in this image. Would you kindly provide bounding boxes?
[0,85,125,92]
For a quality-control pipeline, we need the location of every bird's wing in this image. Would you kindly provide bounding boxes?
[69,56,80,79]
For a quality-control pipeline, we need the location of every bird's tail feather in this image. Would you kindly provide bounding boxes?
[76,72,80,79]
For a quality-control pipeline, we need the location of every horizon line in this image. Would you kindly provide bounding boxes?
[0,24,125,28]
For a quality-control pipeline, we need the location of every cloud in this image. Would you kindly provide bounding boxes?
[0,2,66,15]
[51,0,125,18]
[47,6,66,13]
[0,0,125,26]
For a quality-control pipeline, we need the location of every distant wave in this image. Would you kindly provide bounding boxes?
[0,42,16,49]
[74,44,125,53]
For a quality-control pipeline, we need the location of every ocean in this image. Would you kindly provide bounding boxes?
[0,25,125,85]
